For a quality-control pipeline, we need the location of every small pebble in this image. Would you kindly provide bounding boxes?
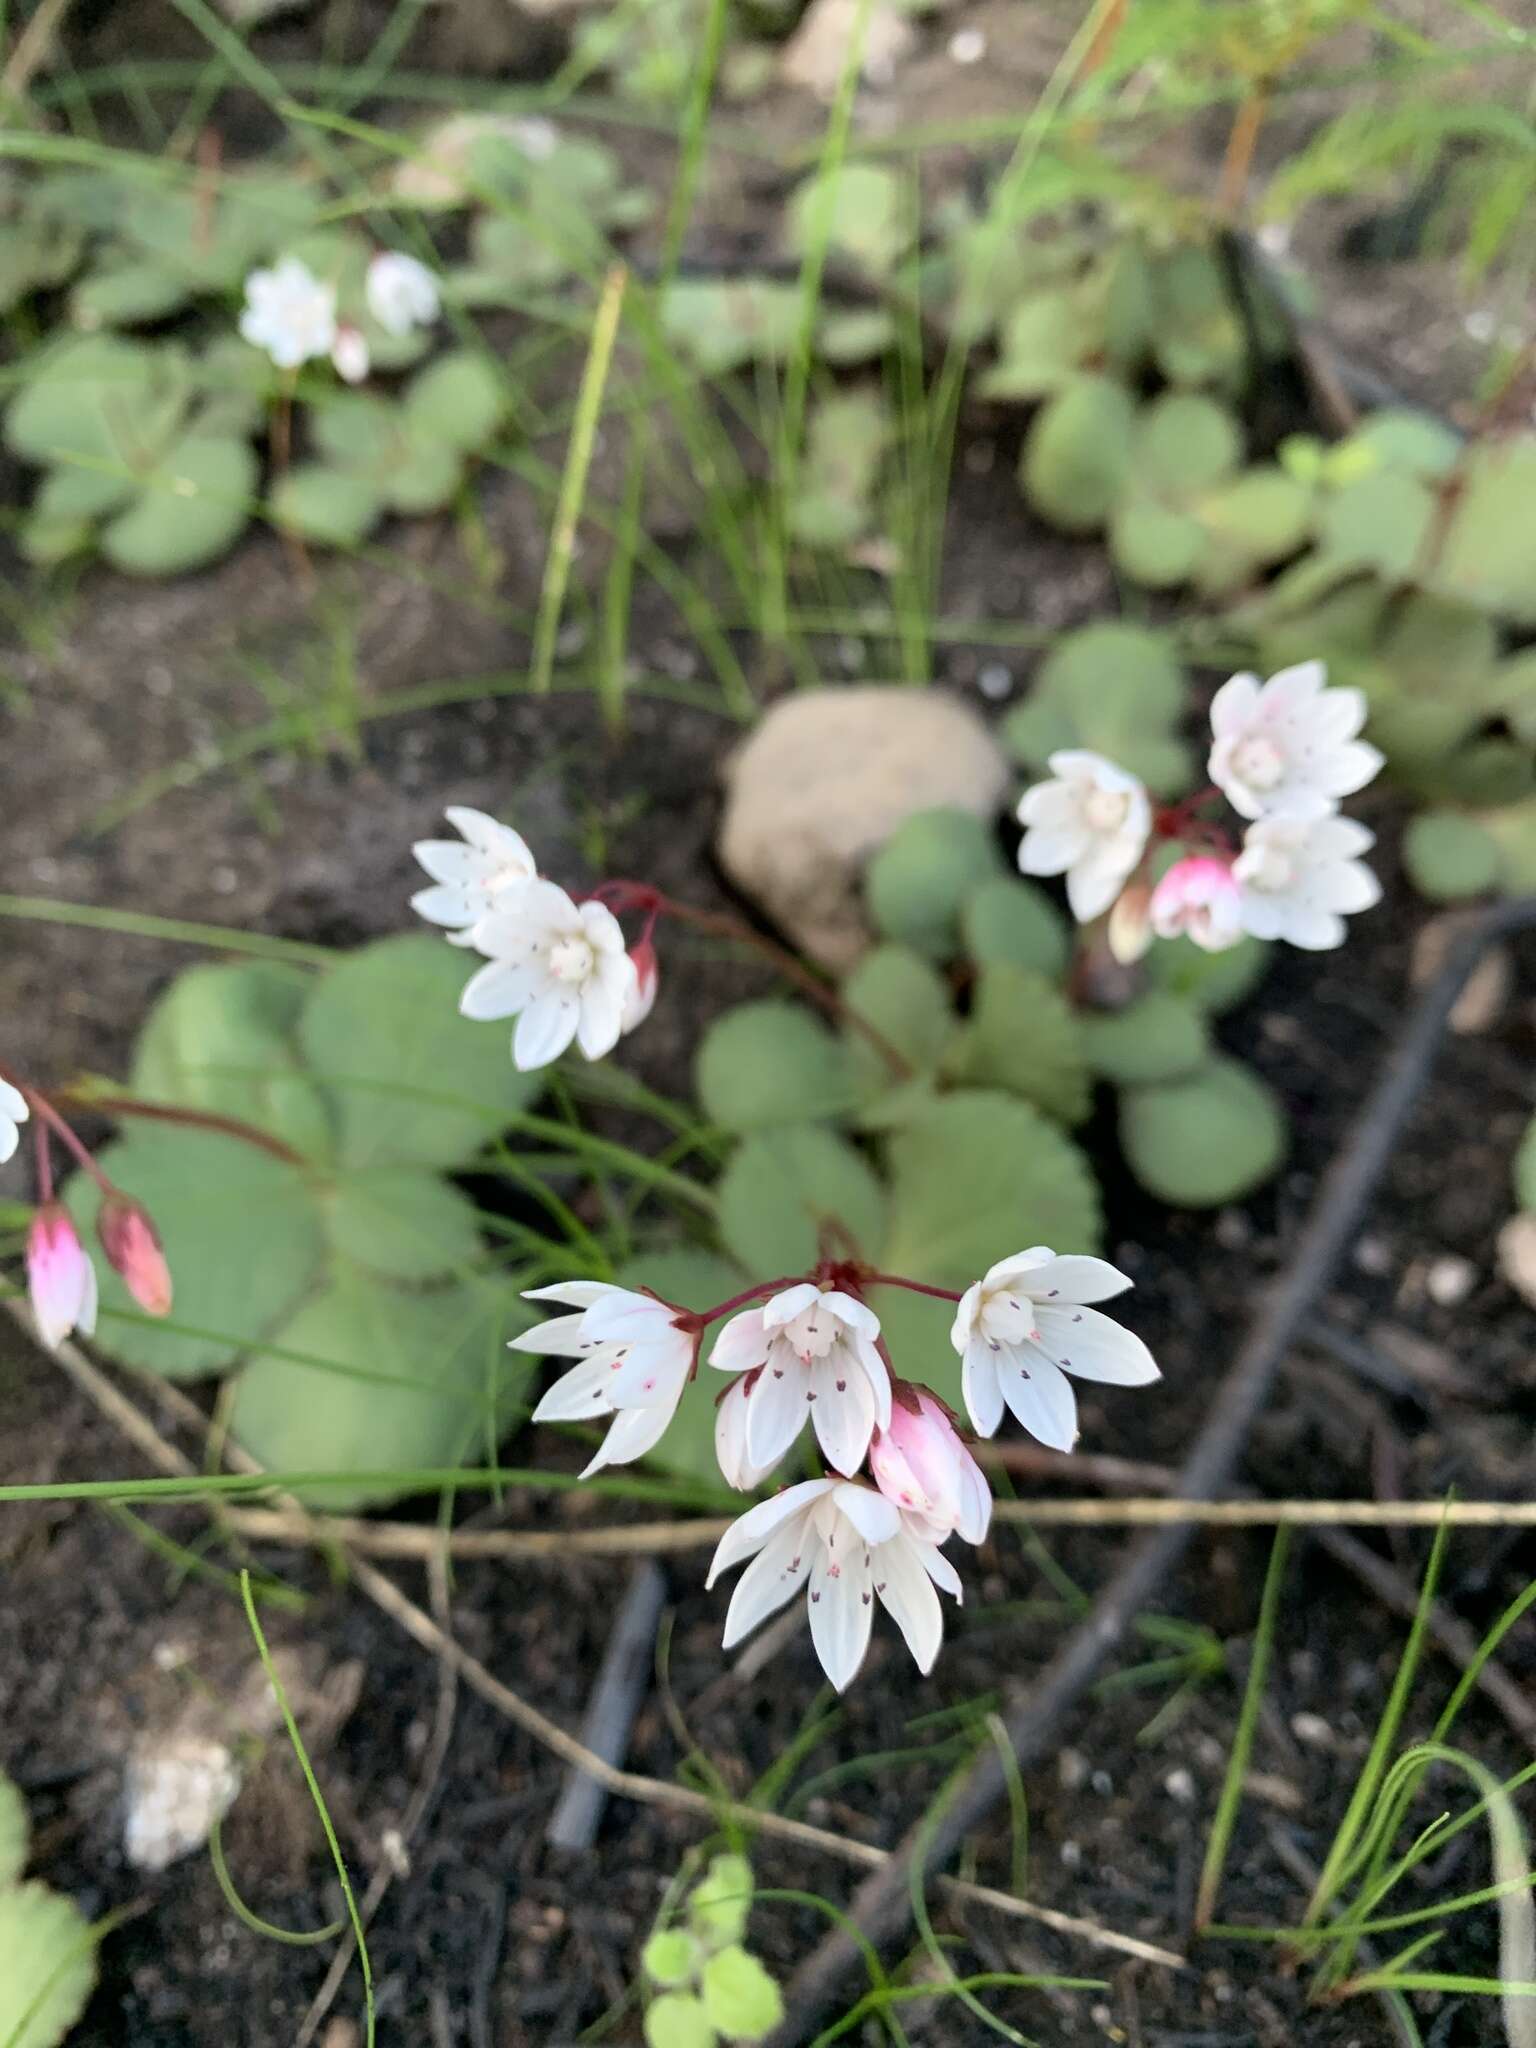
[1090,1768,1114,1797]
[948,26,986,63]
[1291,1711,1334,1749]
[976,661,1013,701]
[1163,1767,1196,1804]
[1057,1746,1088,1790]
[1425,1254,1476,1307]
[1059,1839,1083,1870]
[1214,1209,1251,1250]
[1498,1215,1536,1308]
[1353,1235,1393,1278]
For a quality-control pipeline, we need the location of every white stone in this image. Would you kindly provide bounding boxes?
[717,687,1009,970]
[124,1737,242,1872]
[1425,1254,1476,1308]
[1498,1213,1536,1308]
[780,0,916,98]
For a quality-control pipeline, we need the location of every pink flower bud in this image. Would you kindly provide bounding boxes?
[869,1388,991,1546]
[1148,854,1242,954]
[1106,878,1153,964]
[331,325,371,384]
[97,1195,174,1318]
[620,937,659,1035]
[26,1203,97,1350]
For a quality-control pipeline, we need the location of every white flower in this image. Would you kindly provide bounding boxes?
[1233,813,1381,951]
[1148,854,1243,953]
[0,1079,28,1165]
[710,1283,891,1479]
[461,880,636,1070]
[1208,661,1383,822]
[953,1248,1159,1450]
[366,251,441,337]
[1018,750,1152,922]
[331,325,370,384]
[238,257,337,370]
[412,805,538,944]
[515,1281,694,1477]
[706,1477,963,1689]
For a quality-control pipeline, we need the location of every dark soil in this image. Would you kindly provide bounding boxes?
[4,7,1536,2045]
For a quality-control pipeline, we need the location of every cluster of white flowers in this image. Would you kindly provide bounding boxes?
[412,807,655,1071]
[1019,660,1384,956]
[239,250,440,387]
[514,1252,1157,1690]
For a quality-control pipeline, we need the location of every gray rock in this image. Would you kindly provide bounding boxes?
[717,686,1010,970]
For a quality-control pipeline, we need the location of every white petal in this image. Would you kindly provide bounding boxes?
[459,958,537,1021]
[411,883,479,928]
[854,1337,892,1430]
[575,979,626,1062]
[523,1280,615,1308]
[0,1118,17,1166]
[444,808,534,873]
[513,995,578,1070]
[1208,671,1262,737]
[1019,823,1091,877]
[707,1481,832,1586]
[1317,739,1385,799]
[578,899,628,956]
[872,1537,944,1674]
[413,839,484,886]
[808,1534,874,1692]
[1066,849,1135,922]
[0,1081,28,1126]
[1312,859,1381,915]
[956,1458,992,1545]
[710,1310,769,1374]
[911,1537,963,1599]
[818,1289,880,1338]
[762,1282,822,1329]
[579,1289,666,1343]
[1036,1304,1159,1386]
[998,1347,1079,1450]
[604,1338,691,1408]
[531,1354,615,1422]
[811,1355,875,1476]
[722,1520,812,1648]
[581,1401,674,1476]
[830,1481,902,1547]
[950,1282,982,1353]
[1016,1254,1132,1305]
[961,1346,1005,1437]
[1261,659,1327,714]
[509,1312,590,1357]
[1283,906,1346,950]
[77,1257,98,1339]
[746,1357,808,1472]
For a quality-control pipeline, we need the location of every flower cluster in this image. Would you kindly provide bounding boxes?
[1019,660,1383,956]
[412,807,661,1071]
[1,1063,174,1351]
[514,1253,1158,1690]
[239,250,440,387]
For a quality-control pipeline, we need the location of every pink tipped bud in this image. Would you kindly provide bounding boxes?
[27,1203,98,1350]
[97,1195,174,1317]
[1149,854,1243,954]
[869,1388,992,1547]
[620,937,659,1035]
[1106,879,1153,965]
[331,325,370,384]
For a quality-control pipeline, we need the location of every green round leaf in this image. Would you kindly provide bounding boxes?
[1403,811,1501,902]
[695,1001,858,1132]
[405,349,508,452]
[70,261,194,329]
[28,459,137,528]
[643,1992,715,2048]
[701,1947,784,2043]
[788,164,907,276]
[101,434,256,576]
[1133,390,1241,496]
[270,464,383,548]
[5,333,161,466]
[1197,467,1311,562]
[0,1882,98,2048]
[311,391,397,469]
[940,965,1091,1125]
[865,808,1000,960]
[1120,1056,1285,1207]
[960,876,1069,977]
[1515,1115,1536,1212]
[1318,470,1434,581]
[0,1774,30,1888]
[1144,932,1269,1014]
[690,1853,754,1944]
[65,1129,326,1380]
[324,1168,483,1281]
[386,434,466,515]
[231,1272,529,1508]
[1434,437,1536,624]
[299,935,543,1169]
[1019,374,1136,532]
[643,1929,703,1989]
[841,944,955,1091]
[718,1125,886,1275]
[1080,992,1207,1086]
[881,1089,1102,1286]
[1005,622,1192,797]
[1108,496,1206,588]
[131,961,333,1158]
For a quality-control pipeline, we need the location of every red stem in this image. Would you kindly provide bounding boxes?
[33,1115,53,1205]
[55,1089,308,1169]
[688,1276,803,1327]
[1,1076,114,1194]
[860,1273,965,1303]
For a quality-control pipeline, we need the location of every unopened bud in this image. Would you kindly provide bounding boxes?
[621,937,659,1034]
[331,324,370,385]
[1106,879,1153,965]
[97,1194,174,1317]
[27,1203,97,1349]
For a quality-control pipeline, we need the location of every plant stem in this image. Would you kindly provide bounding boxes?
[861,1273,964,1303]
[1219,87,1267,215]
[57,1087,309,1168]
[690,1277,802,1326]
[0,1072,113,1192]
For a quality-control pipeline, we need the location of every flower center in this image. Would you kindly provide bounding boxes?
[1231,734,1286,791]
[547,934,596,985]
[1081,787,1130,834]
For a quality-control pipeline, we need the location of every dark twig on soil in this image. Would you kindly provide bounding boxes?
[764,898,1536,2048]
[547,1558,669,1853]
